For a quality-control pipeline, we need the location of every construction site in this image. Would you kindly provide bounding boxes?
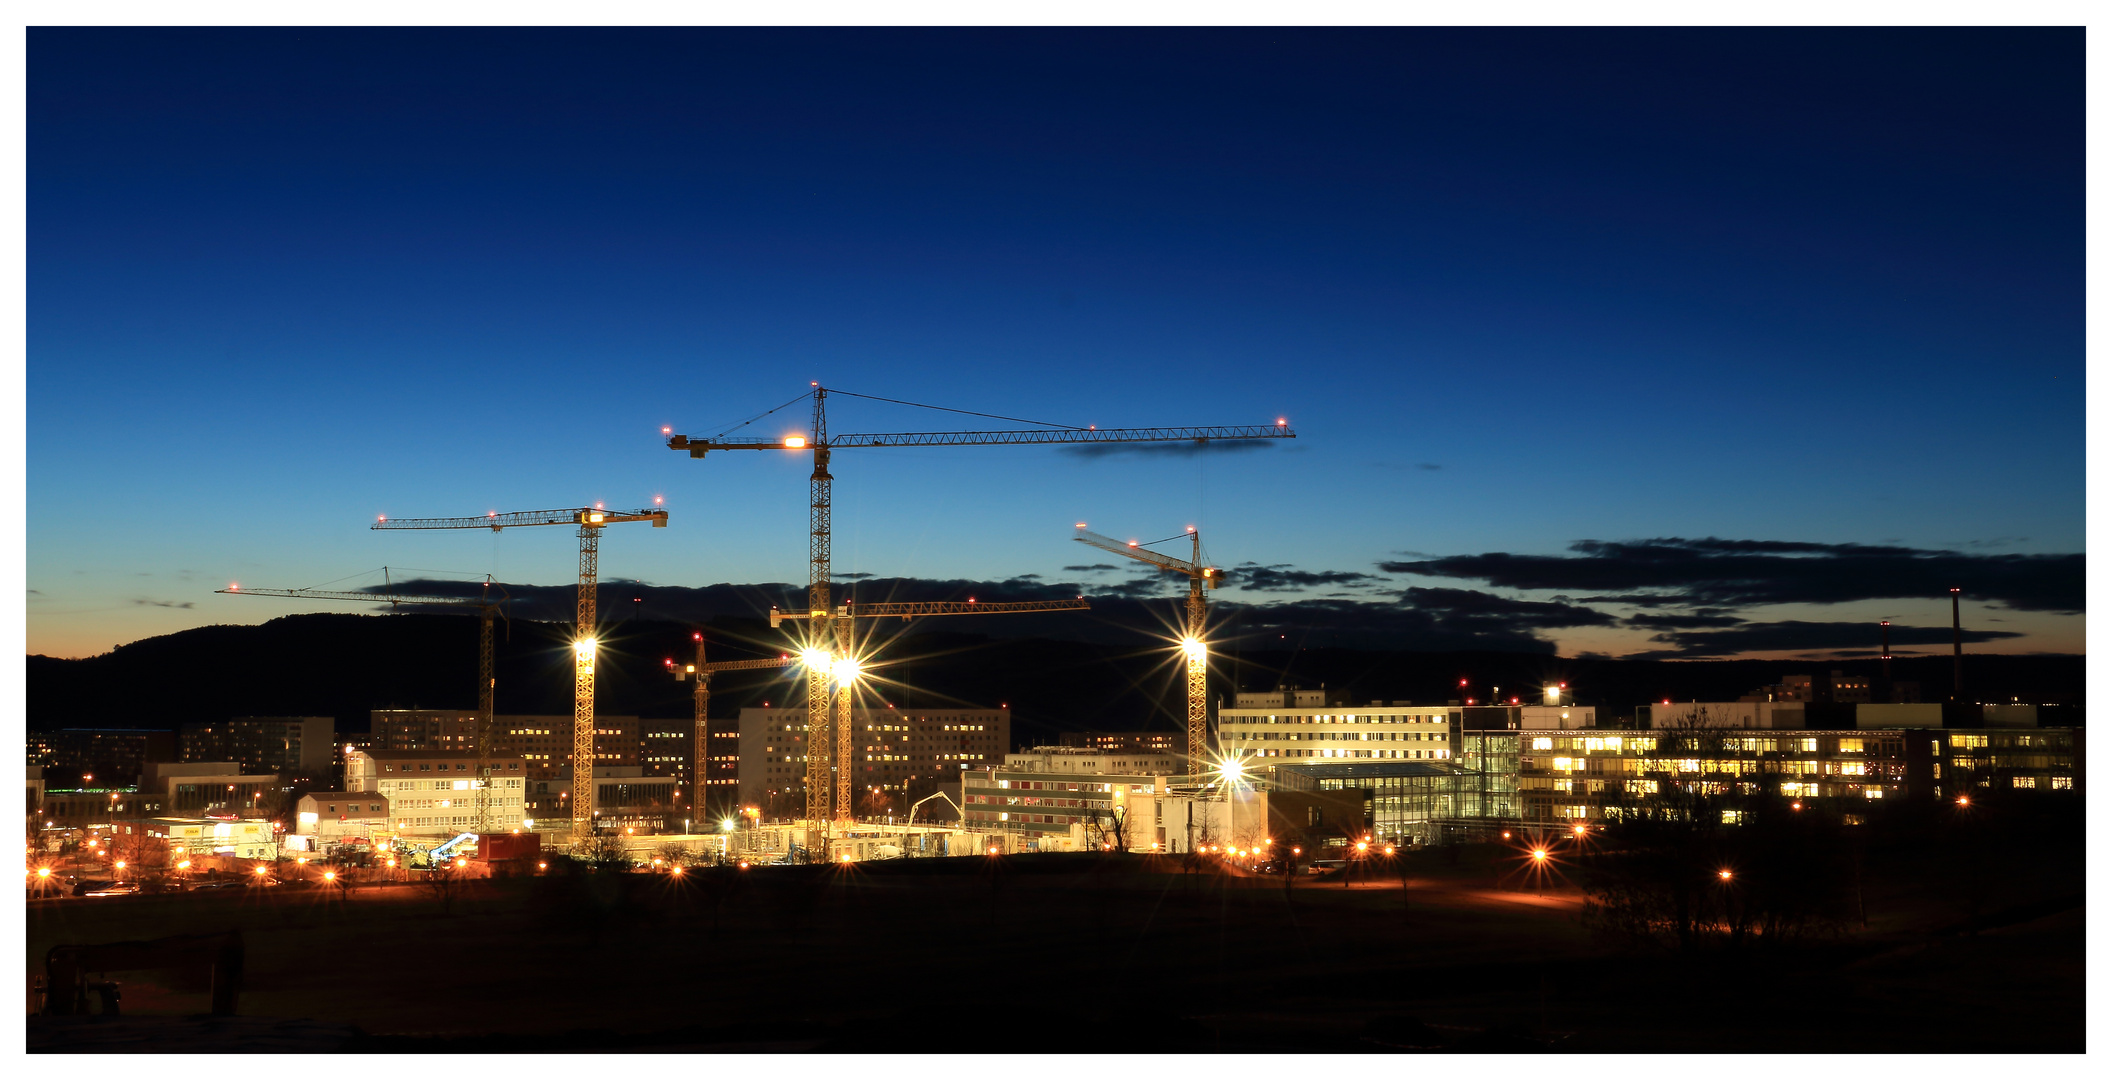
[201,384,1301,867]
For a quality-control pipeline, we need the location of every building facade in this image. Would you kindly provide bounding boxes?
[1056,731,1183,754]
[369,709,479,751]
[295,790,393,844]
[343,748,528,835]
[179,716,335,773]
[590,766,682,833]
[1217,693,1462,763]
[140,817,278,860]
[26,729,177,785]
[1506,726,2084,822]
[960,764,1167,847]
[640,716,695,785]
[737,706,1009,813]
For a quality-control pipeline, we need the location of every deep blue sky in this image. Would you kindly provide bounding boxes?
[27,28,2084,659]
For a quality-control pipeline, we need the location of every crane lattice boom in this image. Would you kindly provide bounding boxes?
[216,586,486,606]
[768,597,1090,627]
[373,505,667,845]
[670,424,1290,455]
[668,384,1292,827]
[1071,529,1216,579]
[1072,525,1220,771]
[373,508,668,530]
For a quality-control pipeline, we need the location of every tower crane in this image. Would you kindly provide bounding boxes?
[216,577,509,830]
[767,597,1090,820]
[667,384,1293,826]
[667,632,795,821]
[372,506,669,842]
[1072,525,1220,772]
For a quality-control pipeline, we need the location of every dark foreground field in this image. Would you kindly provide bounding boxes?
[26,840,2083,1053]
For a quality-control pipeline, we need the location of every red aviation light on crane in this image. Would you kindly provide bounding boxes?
[662,426,673,435]
[1128,540,1139,547]
[784,435,808,449]
[693,633,703,641]
[227,583,239,591]
[1277,418,1287,426]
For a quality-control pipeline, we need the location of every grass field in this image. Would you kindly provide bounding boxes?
[25,840,2084,1053]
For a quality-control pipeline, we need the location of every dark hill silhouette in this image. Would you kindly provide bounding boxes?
[27,612,2083,744]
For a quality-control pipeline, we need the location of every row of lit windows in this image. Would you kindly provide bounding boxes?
[1254,748,1449,760]
[379,761,522,772]
[985,779,1154,793]
[1226,713,1450,725]
[1230,730,1443,742]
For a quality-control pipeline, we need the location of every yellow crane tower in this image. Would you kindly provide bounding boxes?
[1071,525,1220,773]
[216,577,508,829]
[667,384,1293,826]
[767,597,1090,820]
[372,506,668,843]
[667,631,795,820]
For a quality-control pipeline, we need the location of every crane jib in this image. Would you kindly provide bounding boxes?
[668,423,1293,453]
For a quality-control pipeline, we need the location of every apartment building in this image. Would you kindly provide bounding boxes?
[26,729,176,785]
[737,705,1009,812]
[179,716,334,773]
[343,748,528,835]
[1216,691,1464,763]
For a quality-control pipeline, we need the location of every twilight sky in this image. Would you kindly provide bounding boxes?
[26,27,2084,661]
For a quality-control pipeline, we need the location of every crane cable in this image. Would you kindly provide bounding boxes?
[827,387,1086,430]
[698,389,815,439]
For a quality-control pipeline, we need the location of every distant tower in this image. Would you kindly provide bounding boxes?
[1880,619,1892,686]
[1949,588,1964,701]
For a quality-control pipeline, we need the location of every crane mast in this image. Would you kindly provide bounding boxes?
[807,389,835,825]
[1072,526,1221,772]
[373,506,668,845]
[669,632,794,821]
[668,386,1293,827]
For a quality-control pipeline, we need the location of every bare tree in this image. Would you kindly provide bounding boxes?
[420,856,463,914]
[1082,803,1131,851]
[579,831,634,873]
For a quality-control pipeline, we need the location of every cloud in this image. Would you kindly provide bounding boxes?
[1062,564,1119,573]
[1225,562,1380,592]
[1626,619,2024,660]
[1227,595,1565,653]
[134,599,196,609]
[1383,537,2083,613]
[1089,573,1179,600]
[831,572,874,580]
[1405,587,1621,631]
[1058,440,1277,459]
[1625,612,1745,630]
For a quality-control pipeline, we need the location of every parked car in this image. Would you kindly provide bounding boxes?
[82,881,141,897]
